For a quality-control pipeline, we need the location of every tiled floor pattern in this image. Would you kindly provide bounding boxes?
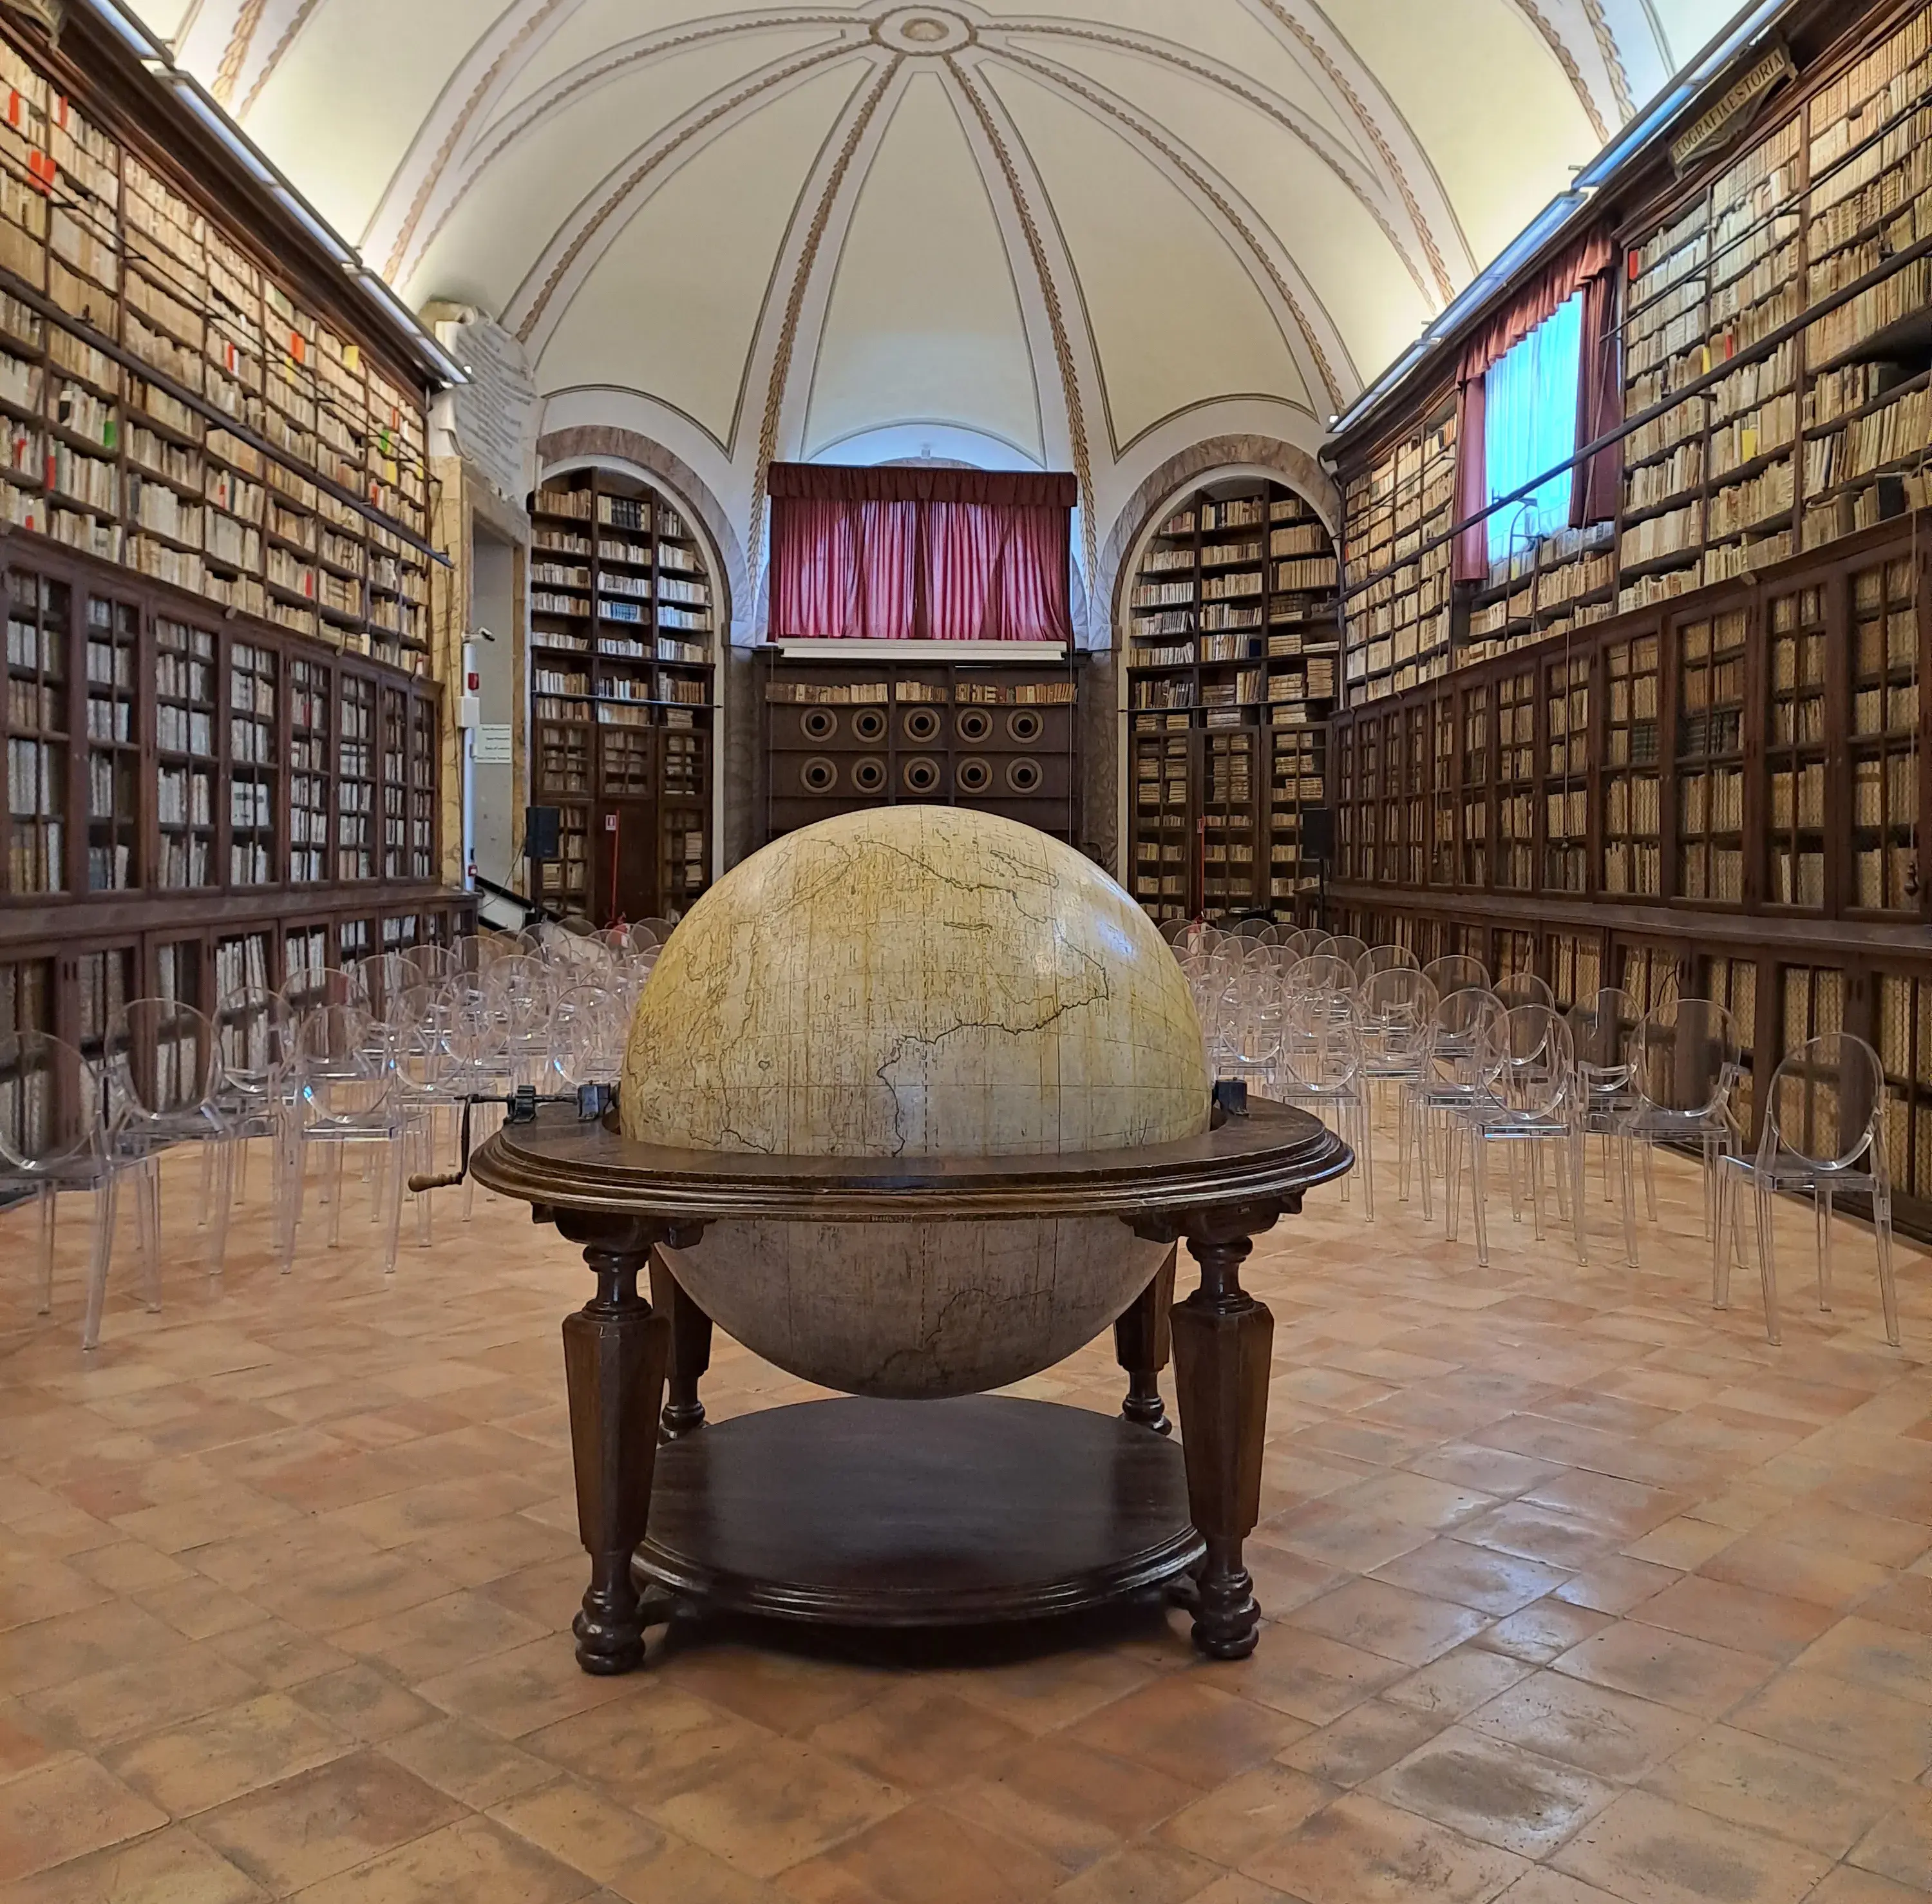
[1,1135,1930,1902]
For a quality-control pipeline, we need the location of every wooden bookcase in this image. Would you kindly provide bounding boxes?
[1122,477,1337,923]
[1338,0,1932,710]
[1327,508,1932,1229]
[526,468,717,922]
[1339,403,1455,703]
[0,538,465,1048]
[761,651,1080,848]
[0,19,434,678]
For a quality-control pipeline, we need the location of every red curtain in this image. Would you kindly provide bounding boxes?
[1571,262,1623,527]
[768,462,1074,641]
[1451,230,1616,582]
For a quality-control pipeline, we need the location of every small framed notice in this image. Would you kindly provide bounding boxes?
[475,723,513,765]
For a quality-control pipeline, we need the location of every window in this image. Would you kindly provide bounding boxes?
[1485,293,1583,564]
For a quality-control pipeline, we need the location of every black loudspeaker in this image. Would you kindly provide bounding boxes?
[525,805,561,862]
[1301,806,1336,864]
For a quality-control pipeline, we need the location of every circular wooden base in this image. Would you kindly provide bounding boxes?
[634,1395,1204,1627]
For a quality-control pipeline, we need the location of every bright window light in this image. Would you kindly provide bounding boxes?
[1484,292,1583,564]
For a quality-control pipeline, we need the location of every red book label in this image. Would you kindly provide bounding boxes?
[1627,249,1641,281]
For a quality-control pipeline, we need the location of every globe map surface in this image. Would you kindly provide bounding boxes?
[619,806,1209,1398]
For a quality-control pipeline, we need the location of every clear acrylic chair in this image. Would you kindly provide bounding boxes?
[1325,934,1370,976]
[1278,998,1373,1216]
[1410,987,1506,1221]
[1422,955,1490,997]
[1496,973,1556,1013]
[104,999,234,1275]
[1356,969,1439,1201]
[1567,987,1643,1255]
[1446,1005,1586,1266]
[1717,1034,1899,1348]
[1356,944,1421,985]
[0,1031,158,1349]
[213,986,295,1215]
[1210,978,1285,1100]
[1627,998,1743,1241]
[276,1004,422,1275]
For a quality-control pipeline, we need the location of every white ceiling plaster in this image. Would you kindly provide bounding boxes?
[805,71,1045,461]
[140,0,1723,561]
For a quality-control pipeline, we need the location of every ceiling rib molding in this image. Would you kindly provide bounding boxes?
[947,52,1102,584]
[983,19,1439,307]
[746,53,902,564]
[370,0,581,276]
[392,11,867,290]
[992,42,1352,410]
[1580,0,1637,116]
[1510,0,1611,141]
[1242,0,1467,296]
[508,41,867,347]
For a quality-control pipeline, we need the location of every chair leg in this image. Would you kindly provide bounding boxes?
[1528,1144,1547,1243]
[1417,1104,1435,1223]
[381,1139,404,1276]
[1356,1093,1375,1220]
[1620,1132,1638,1268]
[1875,1189,1900,1348]
[1396,1089,1411,1203]
[279,1144,307,1275]
[81,1175,118,1351]
[37,1185,56,1315]
[1642,1142,1658,1221]
[1757,1179,1781,1347]
[1712,1165,1730,1309]
[1817,1187,1833,1313]
[236,1136,251,1206]
[197,1143,213,1228]
[327,1145,345,1248]
[1571,1131,1587,1268]
[142,1159,162,1314]
[1471,1136,1490,1266]
[208,1143,234,1279]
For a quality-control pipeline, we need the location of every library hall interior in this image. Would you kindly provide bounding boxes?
[12,0,1932,1899]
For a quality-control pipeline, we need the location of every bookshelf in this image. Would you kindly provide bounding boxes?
[1673,607,1748,903]
[1123,476,1337,922]
[5,567,64,893]
[1340,403,1455,706]
[1767,581,1829,908]
[0,545,464,1059]
[1333,8,1932,712]
[1316,1,1932,1236]
[155,614,215,888]
[527,467,719,922]
[0,21,433,677]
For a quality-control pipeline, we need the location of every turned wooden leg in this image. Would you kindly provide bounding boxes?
[559,1216,672,1675]
[1171,1215,1277,1659]
[1114,1248,1177,1434]
[649,1252,714,1439]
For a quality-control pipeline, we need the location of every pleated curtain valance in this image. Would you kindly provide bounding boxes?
[766,462,1076,642]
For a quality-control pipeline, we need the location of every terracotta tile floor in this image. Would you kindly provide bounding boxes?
[2,1134,1931,1902]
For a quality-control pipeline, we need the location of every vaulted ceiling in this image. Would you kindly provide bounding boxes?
[132,0,1741,592]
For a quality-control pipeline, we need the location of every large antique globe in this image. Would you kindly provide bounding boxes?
[619,806,1211,1398]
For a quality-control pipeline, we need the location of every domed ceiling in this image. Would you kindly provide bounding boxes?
[133,0,1741,599]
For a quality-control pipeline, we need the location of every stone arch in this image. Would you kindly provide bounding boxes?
[535,424,752,638]
[1095,435,1340,649]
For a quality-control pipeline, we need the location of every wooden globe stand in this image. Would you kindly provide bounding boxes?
[471,1098,1350,1673]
